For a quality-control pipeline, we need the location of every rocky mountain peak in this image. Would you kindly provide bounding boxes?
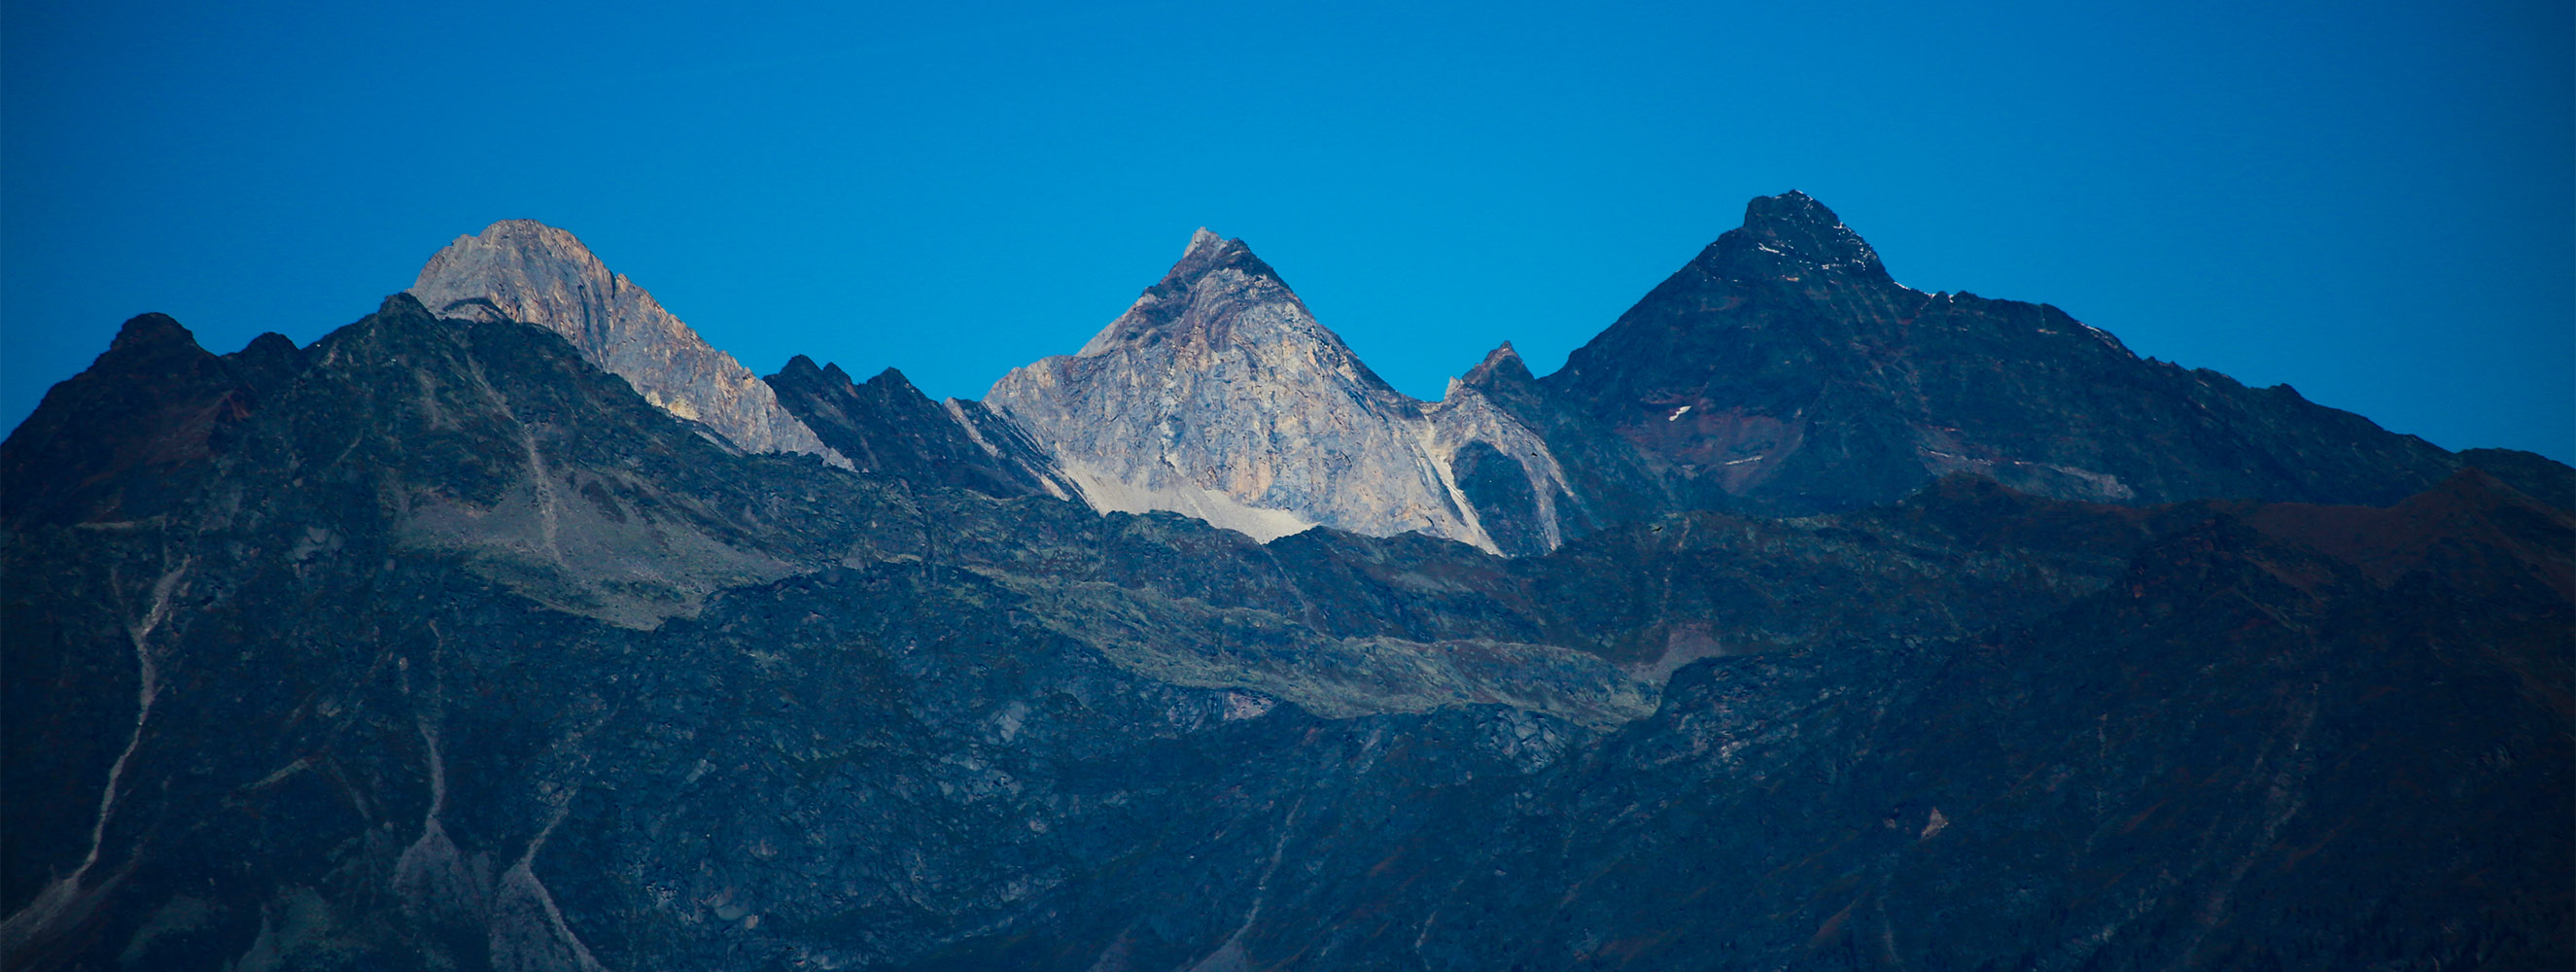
[1460,341,1536,392]
[864,365,922,395]
[106,312,196,355]
[776,352,829,383]
[407,220,846,467]
[989,227,1525,548]
[773,354,889,395]
[1078,228,1302,359]
[1544,192,2465,514]
[428,218,598,270]
[1165,226,1268,285]
[1700,190,1889,282]
[1181,226,1225,260]
[3,311,294,528]
[763,354,1075,500]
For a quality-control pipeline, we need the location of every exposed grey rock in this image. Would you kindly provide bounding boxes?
[987,230,1573,553]
[940,397,1085,501]
[1424,343,1586,555]
[763,356,1079,500]
[407,220,848,468]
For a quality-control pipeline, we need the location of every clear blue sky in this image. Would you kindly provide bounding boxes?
[6,0,2569,462]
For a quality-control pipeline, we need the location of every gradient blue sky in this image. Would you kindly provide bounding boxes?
[5,0,2570,461]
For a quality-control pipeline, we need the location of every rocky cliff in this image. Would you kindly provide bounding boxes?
[986,229,1579,554]
[765,356,1076,501]
[408,220,847,467]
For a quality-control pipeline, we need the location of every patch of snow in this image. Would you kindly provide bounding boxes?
[1055,458,1319,543]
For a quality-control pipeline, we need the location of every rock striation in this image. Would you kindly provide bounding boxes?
[407,220,847,467]
[765,356,1077,500]
[986,229,1580,553]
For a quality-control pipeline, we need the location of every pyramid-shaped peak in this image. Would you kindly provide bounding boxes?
[1704,191,1887,281]
[863,366,922,393]
[1075,228,1301,358]
[989,226,1482,549]
[1467,340,1530,379]
[1153,226,1284,294]
[1456,340,1539,399]
[775,353,828,382]
[404,219,847,466]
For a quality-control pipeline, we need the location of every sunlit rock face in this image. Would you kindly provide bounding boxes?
[408,220,847,467]
[987,229,1577,553]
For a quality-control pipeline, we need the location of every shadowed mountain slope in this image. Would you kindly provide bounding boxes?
[1540,191,2469,514]
[764,356,1076,501]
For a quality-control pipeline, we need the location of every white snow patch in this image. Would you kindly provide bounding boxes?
[1056,458,1318,543]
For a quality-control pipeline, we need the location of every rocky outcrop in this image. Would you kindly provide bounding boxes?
[408,220,847,467]
[987,229,1572,553]
[1421,344,1587,555]
[765,356,1076,500]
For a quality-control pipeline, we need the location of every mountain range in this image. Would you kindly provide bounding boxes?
[3,193,2566,971]
[400,193,2538,555]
